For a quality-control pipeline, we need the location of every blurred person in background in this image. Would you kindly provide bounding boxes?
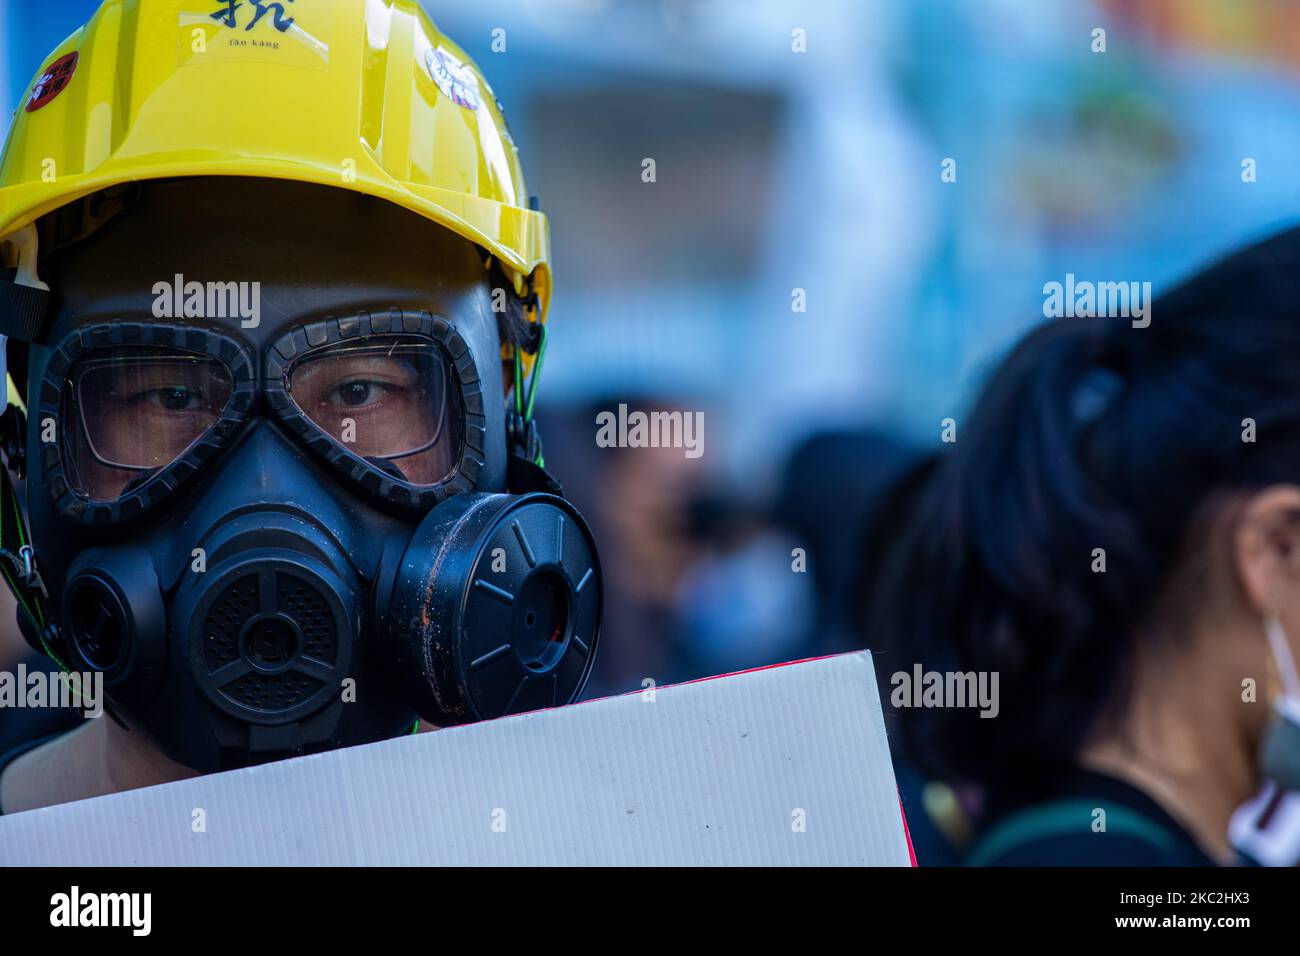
[766,430,922,659]
[869,227,1300,866]
[848,449,965,866]
[541,396,714,695]
[546,409,930,695]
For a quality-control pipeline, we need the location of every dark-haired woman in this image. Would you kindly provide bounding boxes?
[870,227,1300,865]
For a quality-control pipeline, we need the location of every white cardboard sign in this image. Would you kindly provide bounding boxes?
[0,651,912,865]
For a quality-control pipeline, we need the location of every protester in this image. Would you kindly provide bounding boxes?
[0,0,600,811]
[869,227,1300,865]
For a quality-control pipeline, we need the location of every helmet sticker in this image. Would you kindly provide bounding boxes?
[178,1,330,71]
[208,0,295,33]
[425,47,480,111]
[26,52,79,113]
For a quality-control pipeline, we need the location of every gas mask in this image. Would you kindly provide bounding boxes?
[0,179,602,772]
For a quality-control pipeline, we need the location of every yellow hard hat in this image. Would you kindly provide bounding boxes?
[0,0,550,326]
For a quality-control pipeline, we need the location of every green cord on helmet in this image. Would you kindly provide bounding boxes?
[514,324,549,467]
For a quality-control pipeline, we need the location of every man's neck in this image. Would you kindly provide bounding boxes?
[0,715,196,814]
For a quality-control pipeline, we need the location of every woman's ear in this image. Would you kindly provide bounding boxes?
[1234,485,1300,615]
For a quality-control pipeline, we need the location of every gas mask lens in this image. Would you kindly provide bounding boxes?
[63,347,235,501]
[284,336,463,486]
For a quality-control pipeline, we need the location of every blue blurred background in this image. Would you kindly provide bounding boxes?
[6,0,1300,697]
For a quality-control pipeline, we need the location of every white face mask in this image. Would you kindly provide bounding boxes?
[1258,615,1300,790]
[1228,616,1300,866]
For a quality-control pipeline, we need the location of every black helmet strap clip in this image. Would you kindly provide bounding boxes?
[0,224,56,344]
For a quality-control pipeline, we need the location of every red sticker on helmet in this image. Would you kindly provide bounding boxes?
[26,52,79,113]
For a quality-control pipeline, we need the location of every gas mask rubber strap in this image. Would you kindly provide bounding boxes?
[508,324,548,468]
[507,450,564,496]
[506,324,563,494]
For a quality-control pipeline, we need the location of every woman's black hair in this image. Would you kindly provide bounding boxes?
[870,226,1300,792]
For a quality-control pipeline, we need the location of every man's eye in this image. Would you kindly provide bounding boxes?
[144,387,203,411]
[328,380,390,407]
